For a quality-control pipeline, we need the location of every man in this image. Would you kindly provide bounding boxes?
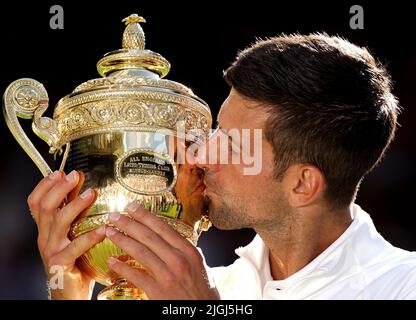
[28,33,416,299]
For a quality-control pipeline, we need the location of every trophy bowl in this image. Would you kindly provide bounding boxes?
[3,14,212,300]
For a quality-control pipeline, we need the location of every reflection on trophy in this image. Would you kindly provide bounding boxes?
[2,14,212,299]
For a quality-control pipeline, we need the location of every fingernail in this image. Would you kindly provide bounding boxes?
[48,170,60,180]
[95,225,106,235]
[65,170,78,182]
[80,189,93,200]
[107,257,117,266]
[127,202,140,212]
[109,212,120,222]
[106,227,117,236]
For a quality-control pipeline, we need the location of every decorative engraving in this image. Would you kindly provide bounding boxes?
[69,213,110,239]
[153,104,179,127]
[91,105,118,125]
[123,103,147,124]
[199,116,209,131]
[74,77,194,96]
[53,96,210,148]
[15,86,40,111]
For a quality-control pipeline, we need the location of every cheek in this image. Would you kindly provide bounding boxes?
[245,175,270,193]
[241,162,278,197]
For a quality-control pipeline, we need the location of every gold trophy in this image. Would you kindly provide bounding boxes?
[2,14,212,299]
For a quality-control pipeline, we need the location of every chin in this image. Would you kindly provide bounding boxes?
[206,206,241,230]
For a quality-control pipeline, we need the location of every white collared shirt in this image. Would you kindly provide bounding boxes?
[205,204,416,299]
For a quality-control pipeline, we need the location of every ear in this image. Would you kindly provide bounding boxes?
[284,164,325,207]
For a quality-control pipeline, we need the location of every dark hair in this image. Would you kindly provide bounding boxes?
[224,33,399,209]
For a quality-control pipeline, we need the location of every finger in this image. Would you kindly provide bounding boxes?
[48,188,97,244]
[125,203,196,254]
[105,227,168,278]
[40,170,80,214]
[27,171,63,223]
[68,171,85,202]
[107,257,156,297]
[38,170,80,239]
[108,211,184,265]
[49,226,106,268]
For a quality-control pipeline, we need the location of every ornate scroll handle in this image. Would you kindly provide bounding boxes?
[2,78,59,177]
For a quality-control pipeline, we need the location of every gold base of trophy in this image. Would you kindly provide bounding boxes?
[98,279,147,300]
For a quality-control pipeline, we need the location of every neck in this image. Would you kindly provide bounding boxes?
[257,204,353,280]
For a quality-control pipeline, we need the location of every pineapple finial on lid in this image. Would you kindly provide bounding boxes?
[121,14,146,50]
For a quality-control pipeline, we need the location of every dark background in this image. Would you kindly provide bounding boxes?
[0,1,414,299]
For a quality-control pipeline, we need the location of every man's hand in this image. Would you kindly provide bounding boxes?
[105,203,220,300]
[27,170,105,300]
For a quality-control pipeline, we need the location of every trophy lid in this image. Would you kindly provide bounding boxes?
[52,14,212,149]
[96,14,171,78]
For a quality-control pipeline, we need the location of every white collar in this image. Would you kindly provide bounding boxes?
[234,204,376,288]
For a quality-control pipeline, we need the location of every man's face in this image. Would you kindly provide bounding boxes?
[196,89,289,231]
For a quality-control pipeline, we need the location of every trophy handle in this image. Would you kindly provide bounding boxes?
[3,78,60,177]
